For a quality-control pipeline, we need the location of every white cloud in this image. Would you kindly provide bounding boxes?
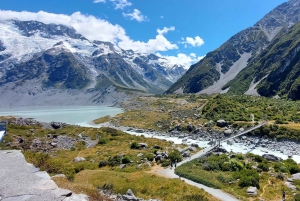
[93,0,131,9]
[157,26,175,35]
[111,0,132,9]
[182,36,204,47]
[93,0,106,3]
[118,34,178,54]
[0,10,177,54]
[157,53,204,69]
[123,9,147,22]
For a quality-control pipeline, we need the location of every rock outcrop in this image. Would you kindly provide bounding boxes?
[0,150,88,201]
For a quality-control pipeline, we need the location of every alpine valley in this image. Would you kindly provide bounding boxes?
[0,20,186,107]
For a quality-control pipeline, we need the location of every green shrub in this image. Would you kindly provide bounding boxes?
[98,160,108,168]
[295,194,300,201]
[98,138,108,145]
[63,167,76,181]
[234,169,260,188]
[169,149,182,163]
[276,173,284,181]
[180,194,208,201]
[161,159,171,167]
[122,156,131,164]
[144,153,154,162]
[108,155,121,167]
[258,163,269,172]
[130,141,139,149]
[74,163,85,173]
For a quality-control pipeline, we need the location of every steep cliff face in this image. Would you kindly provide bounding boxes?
[167,0,300,95]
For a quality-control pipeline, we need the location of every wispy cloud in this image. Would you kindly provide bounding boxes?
[123,9,147,22]
[181,36,204,47]
[93,0,106,3]
[93,0,132,10]
[0,10,177,54]
[111,0,132,9]
[157,26,175,35]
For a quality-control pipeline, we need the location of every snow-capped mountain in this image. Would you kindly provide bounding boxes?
[0,20,186,99]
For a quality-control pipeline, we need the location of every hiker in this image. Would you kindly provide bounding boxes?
[282,190,285,201]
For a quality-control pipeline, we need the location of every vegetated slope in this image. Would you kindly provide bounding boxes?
[0,20,186,106]
[225,21,300,100]
[166,0,300,94]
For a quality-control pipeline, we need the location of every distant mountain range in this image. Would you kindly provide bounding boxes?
[0,19,186,106]
[167,0,300,100]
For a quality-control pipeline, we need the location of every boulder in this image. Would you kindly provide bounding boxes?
[189,146,197,152]
[216,147,228,153]
[138,143,148,148]
[239,127,245,132]
[292,173,300,180]
[137,153,143,157]
[122,189,140,201]
[246,186,258,196]
[217,119,227,127]
[119,164,126,169]
[285,181,296,190]
[73,157,86,163]
[227,139,234,145]
[191,143,199,148]
[182,150,191,157]
[187,124,194,132]
[262,154,282,162]
[224,129,232,136]
[155,155,162,161]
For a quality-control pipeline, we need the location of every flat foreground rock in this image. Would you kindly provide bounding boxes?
[0,150,88,201]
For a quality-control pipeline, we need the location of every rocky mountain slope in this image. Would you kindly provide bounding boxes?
[166,0,300,97]
[225,20,300,100]
[0,20,186,106]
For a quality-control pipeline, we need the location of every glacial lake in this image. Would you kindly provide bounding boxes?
[0,106,123,125]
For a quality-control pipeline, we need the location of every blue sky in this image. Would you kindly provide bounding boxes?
[0,0,287,67]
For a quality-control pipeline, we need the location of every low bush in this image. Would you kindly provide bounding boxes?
[98,160,108,168]
[175,168,220,189]
[108,155,121,167]
[98,138,108,145]
[258,163,269,172]
[130,141,139,149]
[168,150,182,163]
[122,156,131,164]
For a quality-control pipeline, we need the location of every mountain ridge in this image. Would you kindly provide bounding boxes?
[166,0,300,96]
[0,19,186,106]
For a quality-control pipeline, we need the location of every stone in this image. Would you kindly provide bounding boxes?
[191,143,199,148]
[262,154,282,162]
[138,143,148,148]
[119,164,126,169]
[182,150,191,157]
[189,146,197,152]
[50,142,57,147]
[137,153,143,157]
[227,139,234,145]
[285,181,296,190]
[239,127,245,132]
[217,119,227,127]
[292,173,300,180]
[246,186,258,196]
[224,129,232,136]
[73,157,86,163]
[122,189,140,201]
